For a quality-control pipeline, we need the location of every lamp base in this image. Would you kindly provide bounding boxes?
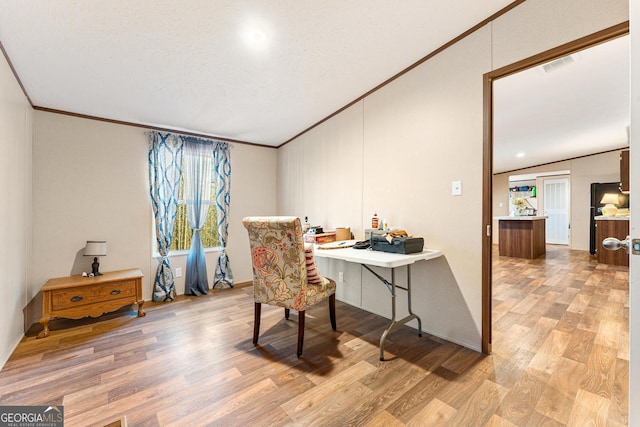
[602,204,618,217]
[91,257,103,276]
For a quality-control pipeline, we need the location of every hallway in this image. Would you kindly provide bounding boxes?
[492,244,629,425]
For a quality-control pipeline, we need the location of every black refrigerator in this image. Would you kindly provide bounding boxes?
[589,182,630,255]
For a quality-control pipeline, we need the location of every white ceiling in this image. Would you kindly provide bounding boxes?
[493,35,630,173]
[0,1,629,172]
[0,0,513,146]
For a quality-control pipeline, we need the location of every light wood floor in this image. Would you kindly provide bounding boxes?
[0,245,628,426]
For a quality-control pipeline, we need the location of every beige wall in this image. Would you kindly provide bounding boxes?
[278,102,364,236]
[491,0,629,68]
[30,111,277,327]
[0,49,33,367]
[277,0,629,351]
[32,112,153,304]
[492,150,622,248]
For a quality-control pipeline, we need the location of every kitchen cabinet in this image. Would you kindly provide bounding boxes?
[595,217,629,266]
[496,216,547,259]
[620,150,629,192]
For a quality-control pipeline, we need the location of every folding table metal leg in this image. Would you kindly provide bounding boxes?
[407,265,422,337]
[379,268,397,361]
[377,264,423,361]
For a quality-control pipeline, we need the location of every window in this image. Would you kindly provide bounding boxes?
[170,169,220,251]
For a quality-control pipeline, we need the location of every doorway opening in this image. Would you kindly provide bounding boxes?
[543,176,570,245]
[481,23,629,354]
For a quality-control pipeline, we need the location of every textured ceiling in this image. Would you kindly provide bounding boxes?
[0,1,629,173]
[0,0,513,146]
[493,35,629,174]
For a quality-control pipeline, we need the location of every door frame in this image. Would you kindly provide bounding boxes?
[481,22,629,354]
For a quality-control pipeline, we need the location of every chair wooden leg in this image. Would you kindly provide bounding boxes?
[329,293,336,331]
[297,310,305,358]
[285,308,290,319]
[253,303,261,345]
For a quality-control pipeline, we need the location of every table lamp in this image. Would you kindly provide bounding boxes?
[600,193,619,217]
[84,240,107,276]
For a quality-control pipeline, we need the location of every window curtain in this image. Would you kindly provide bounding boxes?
[148,131,184,302]
[182,137,213,295]
[213,141,234,288]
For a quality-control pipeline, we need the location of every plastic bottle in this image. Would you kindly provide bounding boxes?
[371,213,379,229]
[303,216,311,233]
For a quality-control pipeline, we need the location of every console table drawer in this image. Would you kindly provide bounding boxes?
[98,280,137,300]
[51,286,99,310]
[51,280,137,310]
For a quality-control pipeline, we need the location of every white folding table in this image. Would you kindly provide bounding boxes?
[314,243,442,360]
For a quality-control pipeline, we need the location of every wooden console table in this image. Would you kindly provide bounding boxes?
[38,268,145,338]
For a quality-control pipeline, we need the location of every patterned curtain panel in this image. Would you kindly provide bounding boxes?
[148,131,184,301]
[182,137,213,296]
[213,141,234,288]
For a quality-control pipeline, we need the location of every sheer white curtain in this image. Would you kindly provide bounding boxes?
[182,137,213,295]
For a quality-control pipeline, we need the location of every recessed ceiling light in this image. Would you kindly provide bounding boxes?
[516,152,526,158]
[249,30,266,43]
[244,28,267,48]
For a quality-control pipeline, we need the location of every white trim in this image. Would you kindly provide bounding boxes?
[508,170,570,182]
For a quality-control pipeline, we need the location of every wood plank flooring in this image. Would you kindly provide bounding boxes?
[0,245,628,426]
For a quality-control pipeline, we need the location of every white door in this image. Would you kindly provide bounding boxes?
[544,178,570,245]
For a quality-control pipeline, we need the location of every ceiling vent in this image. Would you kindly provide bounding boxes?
[541,55,577,73]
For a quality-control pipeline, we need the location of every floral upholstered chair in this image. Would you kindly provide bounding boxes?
[242,216,337,358]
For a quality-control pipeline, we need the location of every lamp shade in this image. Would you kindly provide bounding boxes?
[84,240,107,256]
[600,193,620,205]
[600,193,620,217]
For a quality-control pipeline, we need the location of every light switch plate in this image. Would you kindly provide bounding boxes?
[452,180,462,196]
[175,267,183,277]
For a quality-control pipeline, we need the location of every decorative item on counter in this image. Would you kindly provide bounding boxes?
[372,212,379,229]
[365,228,386,240]
[512,198,526,216]
[304,231,336,244]
[600,193,620,217]
[84,240,107,276]
[616,208,630,217]
[370,229,424,254]
[303,225,336,244]
[353,240,370,249]
[317,239,357,249]
[303,216,311,233]
[306,226,323,235]
[335,227,351,241]
[383,229,408,243]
